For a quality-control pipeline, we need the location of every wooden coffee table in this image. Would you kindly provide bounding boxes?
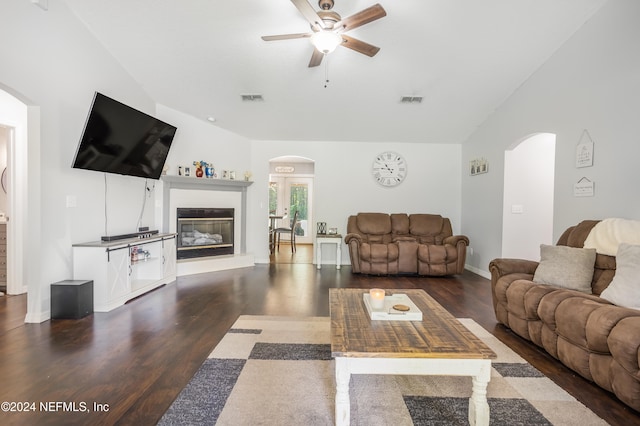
[329,288,496,426]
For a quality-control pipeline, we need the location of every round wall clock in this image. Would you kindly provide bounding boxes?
[372,151,407,187]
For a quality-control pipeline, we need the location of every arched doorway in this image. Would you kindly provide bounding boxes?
[502,133,555,260]
[268,156,315,264]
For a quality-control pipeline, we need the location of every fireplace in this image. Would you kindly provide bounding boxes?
[176,208,234,260]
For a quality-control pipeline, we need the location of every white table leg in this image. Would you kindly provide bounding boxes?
[335,357,350,426]
[316,240,322,269]
[468,361,491,426]
[336,242,341,269]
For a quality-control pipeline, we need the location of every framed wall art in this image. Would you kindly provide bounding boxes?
[576,130,595,168]
[470,158,488,176]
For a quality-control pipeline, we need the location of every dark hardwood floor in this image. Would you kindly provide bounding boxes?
[0,261,638,425]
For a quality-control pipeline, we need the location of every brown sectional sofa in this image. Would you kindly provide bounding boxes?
[490,220,640,412]
[345,213,469,276]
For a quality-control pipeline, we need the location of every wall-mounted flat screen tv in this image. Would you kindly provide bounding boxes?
[72,92,177,180]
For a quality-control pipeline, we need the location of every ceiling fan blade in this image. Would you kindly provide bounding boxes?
[291,0,326,30]
[340,34,380,57]
[262,33,311,41]
[308,49,324,67]
[335,3,386,33]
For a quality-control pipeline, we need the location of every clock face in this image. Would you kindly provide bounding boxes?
[372,151,407,187]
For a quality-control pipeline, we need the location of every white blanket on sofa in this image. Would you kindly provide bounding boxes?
[583,217,640,255]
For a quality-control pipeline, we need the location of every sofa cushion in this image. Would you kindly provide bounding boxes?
[553,296,613,353]
[609,316,640,376]
[360,243,399,262]
[409,214,449,244]
[592,254,617,295]
[417,244,460,276]
[417,244,456,264]
[409,214,443,235]
[600,243,640,310]
[356,213,392,235]
[390,213,410,236]
[533,244,596,293]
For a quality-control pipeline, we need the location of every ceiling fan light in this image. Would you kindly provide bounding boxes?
[310,31,342,54]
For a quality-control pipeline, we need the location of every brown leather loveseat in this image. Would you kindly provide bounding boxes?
[345,213,469,276]
[490,220,640,412]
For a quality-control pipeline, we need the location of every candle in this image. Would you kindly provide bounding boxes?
[369,288,385,310]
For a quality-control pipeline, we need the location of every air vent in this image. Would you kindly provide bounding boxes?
[400,96,423,103]
[241,94,264,102]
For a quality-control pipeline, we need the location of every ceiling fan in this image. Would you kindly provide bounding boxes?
[261,0,387,67]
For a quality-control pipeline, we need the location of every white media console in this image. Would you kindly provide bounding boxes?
[72,233,177,312]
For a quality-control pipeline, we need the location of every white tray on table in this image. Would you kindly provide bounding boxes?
[363,293,423,321]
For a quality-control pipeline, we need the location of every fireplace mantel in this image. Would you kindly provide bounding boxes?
[160,176,253,253]
[161,175,253,191]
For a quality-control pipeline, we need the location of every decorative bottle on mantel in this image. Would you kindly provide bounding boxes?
[205,163,215,178]
[193,160,204,178]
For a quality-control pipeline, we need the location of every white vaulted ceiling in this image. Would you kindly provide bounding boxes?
[64,0,606,143]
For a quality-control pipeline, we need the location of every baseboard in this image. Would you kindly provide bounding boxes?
[177,253,255,276]
[4,285,28,296]
[25,308,51,324]
[464,264,490,279]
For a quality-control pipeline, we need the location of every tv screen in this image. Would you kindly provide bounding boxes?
[72,92,177,180]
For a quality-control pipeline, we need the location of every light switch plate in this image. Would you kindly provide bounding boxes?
[66,195,77,208]
[511,204,524,214]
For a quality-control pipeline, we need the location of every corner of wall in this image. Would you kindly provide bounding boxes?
[464,264,491,280]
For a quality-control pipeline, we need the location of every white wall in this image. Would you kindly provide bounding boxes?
[250,141,462,264]
[501,133,555,261]
[156,104,252,181]
[462,0,640,275]
[0,1,165,320]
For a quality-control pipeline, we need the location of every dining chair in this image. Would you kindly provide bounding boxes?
[274,210,299,253]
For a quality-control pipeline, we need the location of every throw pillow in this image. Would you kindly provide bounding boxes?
[600,243,640,310]
[533,244,596,293]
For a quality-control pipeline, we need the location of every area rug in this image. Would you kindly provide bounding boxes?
[159,316,606,426]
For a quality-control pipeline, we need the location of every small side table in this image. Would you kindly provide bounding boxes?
[316,234,342,270]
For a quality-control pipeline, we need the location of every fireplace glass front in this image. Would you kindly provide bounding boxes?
[177,208,234,259]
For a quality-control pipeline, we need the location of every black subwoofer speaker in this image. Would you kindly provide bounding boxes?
[51,280,94,319]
